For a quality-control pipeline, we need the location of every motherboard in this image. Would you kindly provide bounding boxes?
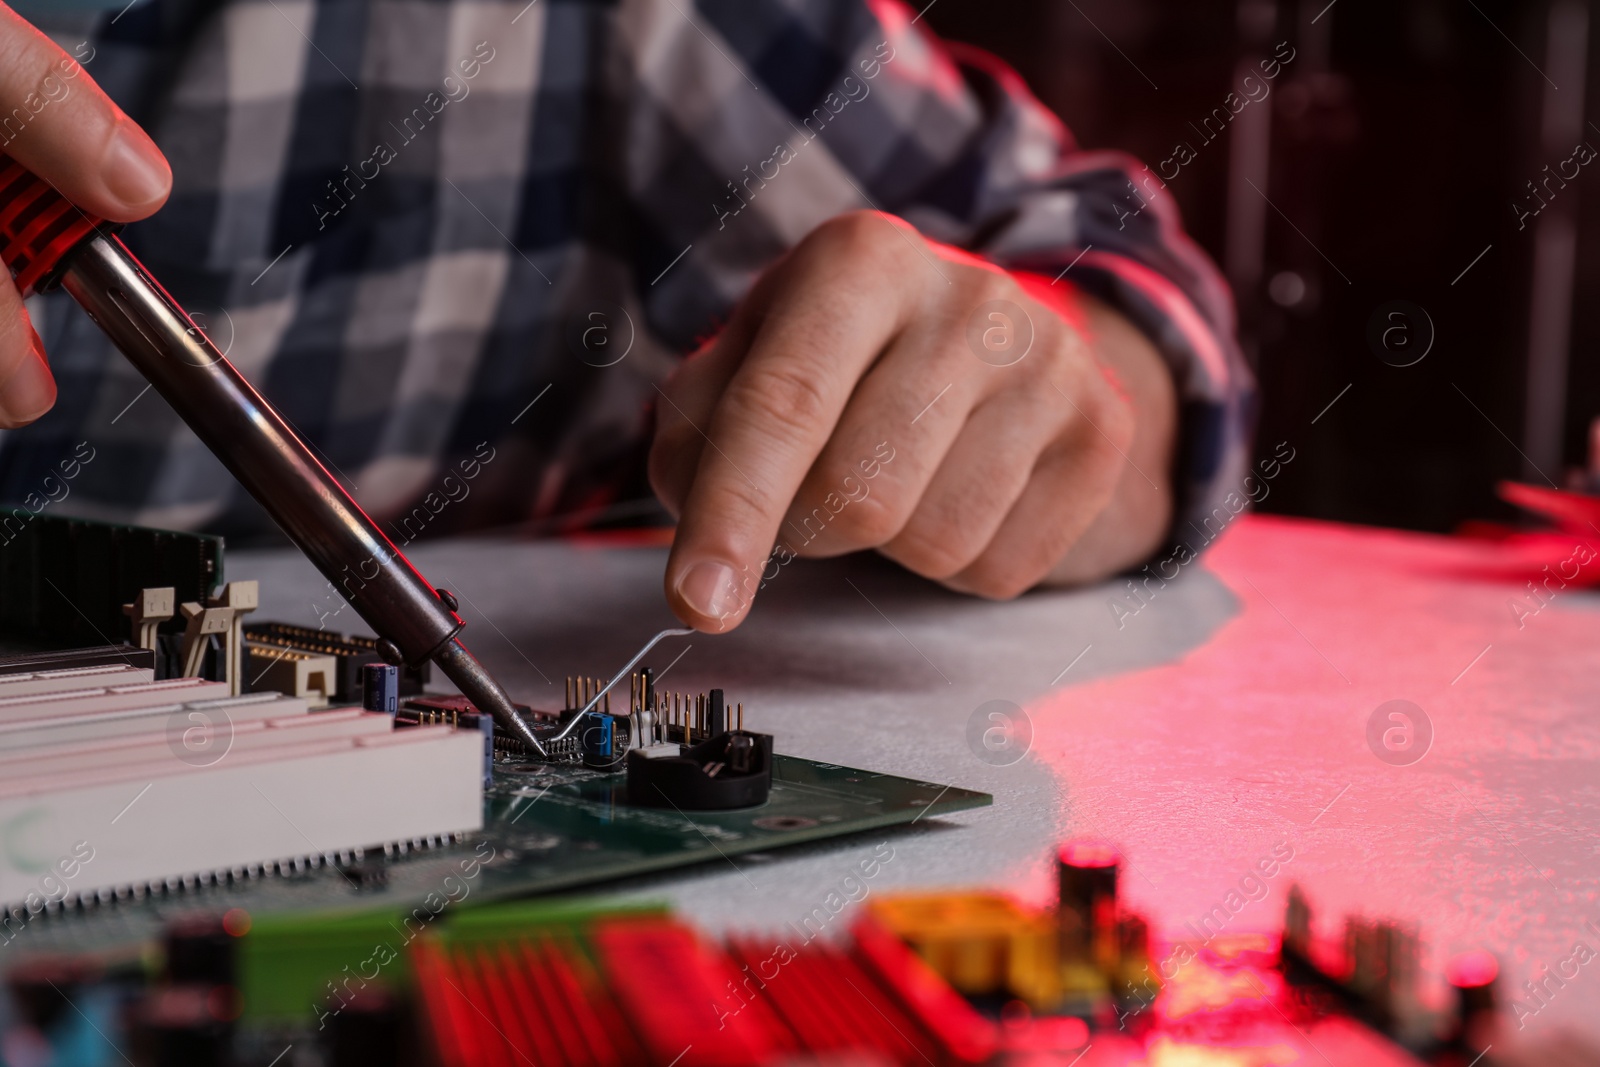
[0,513,990,972]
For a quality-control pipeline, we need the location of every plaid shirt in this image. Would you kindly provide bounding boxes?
[7,0,1253,555]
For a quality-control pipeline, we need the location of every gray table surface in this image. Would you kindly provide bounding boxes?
[234,513,1600,1054]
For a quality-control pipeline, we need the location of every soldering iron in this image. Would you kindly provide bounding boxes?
[0,154,549,754]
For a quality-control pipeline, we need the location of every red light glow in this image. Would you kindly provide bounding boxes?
[222,908,251,937]
[1060,839,1119,869]
[1447,950,1499,989]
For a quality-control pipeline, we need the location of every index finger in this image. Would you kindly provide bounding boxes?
[0,4,170,221]
[664,240,906,631]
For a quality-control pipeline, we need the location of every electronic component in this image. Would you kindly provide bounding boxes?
[123,587,175,653]
[244,620,432,703]
[208,581,259,696]
[1281,883,1445,1049]
[245,622,429,702]
[0,644,155,675]
[0,669,483,911]
[0,510,221,653]
[362,662,399,712]
[1447,949,1500,1050]
[396,694,497,786]
[242,643,337,708]
[620,686,773,809]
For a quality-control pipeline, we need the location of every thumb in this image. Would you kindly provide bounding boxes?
[0,3,170,222]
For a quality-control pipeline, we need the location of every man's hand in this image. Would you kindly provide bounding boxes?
[0,3,170,428]
[651,210,1178,632]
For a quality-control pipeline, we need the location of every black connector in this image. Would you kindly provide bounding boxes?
[244,622,429,702]
[627,727,773,810]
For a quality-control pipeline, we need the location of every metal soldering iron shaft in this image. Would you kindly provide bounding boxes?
[59,232,537,749]
[433,638,545,755]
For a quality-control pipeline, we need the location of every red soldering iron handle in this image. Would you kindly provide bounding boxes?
[0,155,106,297]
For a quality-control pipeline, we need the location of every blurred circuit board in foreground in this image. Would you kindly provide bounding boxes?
[2,839,1564,1067]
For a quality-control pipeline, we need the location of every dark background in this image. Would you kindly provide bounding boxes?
[925,0,1597,533]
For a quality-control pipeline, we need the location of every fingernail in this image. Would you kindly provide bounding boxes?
[0,343,55,426]
[101,123,171,210]
[676,560,741,621]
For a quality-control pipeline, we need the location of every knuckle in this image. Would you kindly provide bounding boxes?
[0,301,28,355]
[958,557,1037,601]
[726,363,833,439]
[805,210,914,273]
[817,209,887,251]
[826,489,904,546]
[0,30,50,94]
[888,519,976,581]
[0,306,35,378]
[709,470,781,526]
[969,267,1019,306]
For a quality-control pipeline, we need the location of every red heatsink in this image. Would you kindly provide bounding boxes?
[412,932,643,1067]
[724,934,943,1064]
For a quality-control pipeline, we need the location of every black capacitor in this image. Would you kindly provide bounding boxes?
[1057,839,1120,963]
[163,914,236,987]
[1447,950,1499,1044]
[641,667,654,718]
[327,988,411,1067]
[708,689,726,735]
[363,662,399,713]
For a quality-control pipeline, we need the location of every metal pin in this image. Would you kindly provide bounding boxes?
[568,627,694,726]
[565,676,572,708]
[604,690,610,715]
[737,702,743,730]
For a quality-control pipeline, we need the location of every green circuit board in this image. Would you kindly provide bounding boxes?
[1,754,990,967]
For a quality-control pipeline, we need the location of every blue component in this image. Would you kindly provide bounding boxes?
[362,662,399,712]
[579,711,614,763]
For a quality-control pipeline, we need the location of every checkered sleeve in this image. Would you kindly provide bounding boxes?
[650,0,1257,556]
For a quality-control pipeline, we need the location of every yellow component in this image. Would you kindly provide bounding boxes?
[870,892,1071,1006]
[1005,914,1064,1008]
